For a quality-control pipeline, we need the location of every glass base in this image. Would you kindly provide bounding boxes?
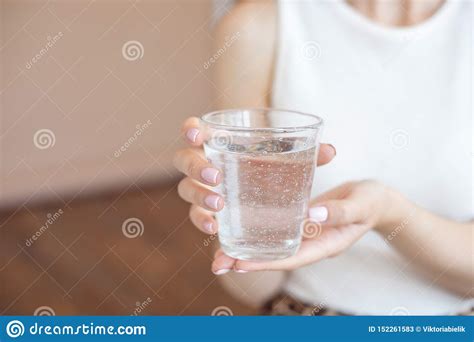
[220,241,300,261]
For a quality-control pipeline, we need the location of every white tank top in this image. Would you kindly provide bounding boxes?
[272,0,473,315]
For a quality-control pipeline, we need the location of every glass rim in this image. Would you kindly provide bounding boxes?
[200,107,324,132]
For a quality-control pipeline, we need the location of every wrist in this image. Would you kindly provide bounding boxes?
[374,184,410,235]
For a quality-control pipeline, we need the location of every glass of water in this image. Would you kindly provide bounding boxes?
[201,108,323,261]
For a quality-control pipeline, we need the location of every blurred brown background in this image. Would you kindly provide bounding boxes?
[0,0,255,315]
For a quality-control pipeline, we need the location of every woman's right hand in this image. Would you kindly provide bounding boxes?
[173,117,224,235]
[173,116,337,237]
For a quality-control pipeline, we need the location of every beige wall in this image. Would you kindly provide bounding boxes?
[1,0,219,208]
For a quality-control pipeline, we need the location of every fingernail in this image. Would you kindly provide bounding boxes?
[309,206,328,222]
[328,144,337,156]
[201,168,220,184]
[205,195,222,210]
[186,128,200,143]
[234,269,248,273]
[203,221,214,234]
[213,269,230,275]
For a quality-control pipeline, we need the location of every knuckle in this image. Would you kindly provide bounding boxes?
[177,178,187,197]
[338,203,350,222]
[189,206,200,227]
[187,159,198,176]
[177,178,193,200]
[187,183,198,202]
[189,204,198,217]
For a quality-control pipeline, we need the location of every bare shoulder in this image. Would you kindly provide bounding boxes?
[215,0,276,52]
[217,1,275,32]
[213,0,277,107]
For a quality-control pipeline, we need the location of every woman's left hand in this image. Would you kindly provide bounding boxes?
[212,180,394,274]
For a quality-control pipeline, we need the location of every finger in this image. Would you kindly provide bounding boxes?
[212,249,236,275]
[307,183,353,223]
[309,199,363,227]
[181,117,204,146]
[173,148,222,186]
[234,240,328,272]
[177,178,224,211]
[310,182,354,203]
[214,249,225,259]
[317,143,336,166]
[189,205,218,234]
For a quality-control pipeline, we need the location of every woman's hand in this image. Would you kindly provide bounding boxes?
[175,117,473,295]
[173,116,336,239]
[212,180,392,274]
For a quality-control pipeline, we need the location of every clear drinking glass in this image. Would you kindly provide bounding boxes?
[201,108,323,261]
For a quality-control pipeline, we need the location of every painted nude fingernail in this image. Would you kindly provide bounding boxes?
[205,195,222,210]
[201,168,220,184]
[203,221,214,234]
[309,206,328,222]
[186,128,200,143]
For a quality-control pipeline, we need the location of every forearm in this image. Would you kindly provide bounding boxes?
[375,187,473,296]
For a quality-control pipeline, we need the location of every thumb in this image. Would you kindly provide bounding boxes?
[308,200,362,227]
